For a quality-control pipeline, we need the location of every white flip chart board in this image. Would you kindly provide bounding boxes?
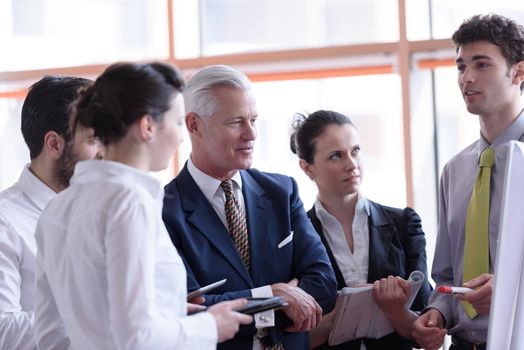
[488,141,524,350]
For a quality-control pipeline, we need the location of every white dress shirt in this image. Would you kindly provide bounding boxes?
[315,195,370,287]
[188,158,273,349]
[0,165,56,350]
[34,160,217,350]
[315,195,370,350]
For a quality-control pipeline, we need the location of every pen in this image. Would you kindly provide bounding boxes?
[437,286,474,294]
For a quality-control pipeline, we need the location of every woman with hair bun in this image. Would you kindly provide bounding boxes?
[34,62,252,350]
[290,110,431,350]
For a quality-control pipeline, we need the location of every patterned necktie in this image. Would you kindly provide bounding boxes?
[268,342,285,350]
[266,341,285,350]
[221,181,285,350]
[220,180,250,271]
[462,147,494,319]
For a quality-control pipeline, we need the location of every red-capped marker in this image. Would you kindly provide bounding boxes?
[437,286,474,294]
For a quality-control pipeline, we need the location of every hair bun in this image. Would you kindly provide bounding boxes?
[290,112,308,155]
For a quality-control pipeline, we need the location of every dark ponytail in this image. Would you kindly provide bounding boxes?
[71,62,185,145]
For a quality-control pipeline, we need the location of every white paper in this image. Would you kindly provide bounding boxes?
[328,270,425,346]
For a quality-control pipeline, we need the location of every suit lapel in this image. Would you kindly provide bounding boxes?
[177,167,253,286]
[241,170,272,285]
[367,200,395,283]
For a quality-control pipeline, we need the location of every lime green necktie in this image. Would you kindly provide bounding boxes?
[463,147,494,319]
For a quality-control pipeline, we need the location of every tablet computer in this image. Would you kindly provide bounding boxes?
[237,296,289,315]
[187,279,227,301]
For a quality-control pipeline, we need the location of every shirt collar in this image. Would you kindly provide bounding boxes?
[356,194,370,216]
[72,160,163,199]
[18,165,56,211]
[187,157,243,201]
[477,109,524,158]
[314,193,370,221]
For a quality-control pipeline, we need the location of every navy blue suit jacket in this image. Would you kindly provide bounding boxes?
[163,165,337,350]
[308,200,432,350]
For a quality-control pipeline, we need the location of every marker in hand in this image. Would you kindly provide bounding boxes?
[437,286,474,294]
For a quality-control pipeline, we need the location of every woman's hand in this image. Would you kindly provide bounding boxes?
[372,276,409,315]
[309,309,337,349]
[372,276,417,339]
[208,299,253,343]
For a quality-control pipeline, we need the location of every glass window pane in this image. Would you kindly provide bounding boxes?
[410,69,439,278]
[1,0,168,71]
[178,74,406,210]
[173,0,399,58]
[434,67,480,173]
[431,0,524,39]
[406,0,431,40]
[0,97,29,190]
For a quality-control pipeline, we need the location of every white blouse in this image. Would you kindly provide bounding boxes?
[315,195,370,287]
[34,160,217,350]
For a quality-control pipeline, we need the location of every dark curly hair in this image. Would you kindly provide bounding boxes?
[452,13,524,92]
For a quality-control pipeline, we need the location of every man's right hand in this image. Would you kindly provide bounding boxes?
[271,278,322,332]
[457,273,493,315]
[207,299,253,343]
[412,308,447,350]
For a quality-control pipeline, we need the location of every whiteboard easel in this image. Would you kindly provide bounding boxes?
[488,141,524,349]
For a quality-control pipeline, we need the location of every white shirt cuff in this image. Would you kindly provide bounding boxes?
[251,285,275,328]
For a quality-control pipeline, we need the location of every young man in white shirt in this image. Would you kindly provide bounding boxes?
[0,76,103,350]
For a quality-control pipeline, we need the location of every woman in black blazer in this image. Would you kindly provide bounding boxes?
[290,110,432,350]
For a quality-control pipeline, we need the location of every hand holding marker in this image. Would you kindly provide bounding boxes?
[437,286,474,294]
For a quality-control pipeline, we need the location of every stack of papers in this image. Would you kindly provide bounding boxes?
[328,270,425,346]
